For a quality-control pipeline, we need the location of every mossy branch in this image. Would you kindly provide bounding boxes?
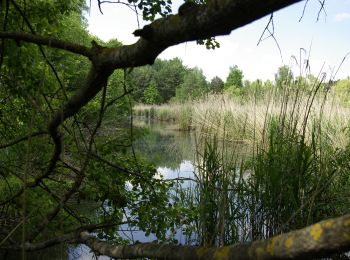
[78,214,350,259]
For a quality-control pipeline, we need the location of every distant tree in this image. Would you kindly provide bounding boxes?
[332,78,350,106]
[307,74,321,87]
[153,58,187,102]
[144,81,162,104]
[294,75,307,87]
[209,76,224,93]
[275,65,293,89]
[128,65,154,102]
[249,79,263,97]
[128,58,187,103]
[243,79,251,88]
[176,67,208,101]
[225,65,244,89]
[264,79,274,90]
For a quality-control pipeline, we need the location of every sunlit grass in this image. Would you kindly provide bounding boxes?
[134,91,350,148]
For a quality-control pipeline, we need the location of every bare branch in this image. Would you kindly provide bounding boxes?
[27,76,113,241]
[2,232,79,251]
[0,31,92,57]
[298,0,309,22]
[0,131,47,149]
[257,14,274,45]
[1,221,127,252]
[316,0,327,22]
[257,13,283,62]
[27,170,85,242]
[98,0,141,14]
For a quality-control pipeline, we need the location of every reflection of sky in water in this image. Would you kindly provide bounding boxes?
[157,160,195,180]
[70,161,197,259]
[70,120,197,259]
[117,161,197,245]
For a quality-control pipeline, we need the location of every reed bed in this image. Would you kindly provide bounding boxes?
[135,91,350,148]
[134,103,193,130]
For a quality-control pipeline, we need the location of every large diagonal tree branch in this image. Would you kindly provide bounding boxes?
[48,0,304,132]
[78,214,350,259]
[94,0,303,68]
[0,0,304,245]
[1,0,303,66]
[0,0,304,233]
[11,211,350,259]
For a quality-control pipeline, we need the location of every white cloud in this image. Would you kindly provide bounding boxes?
[334,12,350,22]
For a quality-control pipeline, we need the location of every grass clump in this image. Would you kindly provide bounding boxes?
[134,103,194,130]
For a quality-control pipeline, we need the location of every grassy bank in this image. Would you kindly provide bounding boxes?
[134,90,350,148]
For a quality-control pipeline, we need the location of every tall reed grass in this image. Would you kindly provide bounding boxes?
[134,103,193,130]
[135,91,350,148]
[165,74,350,249]
[247,77,350,239]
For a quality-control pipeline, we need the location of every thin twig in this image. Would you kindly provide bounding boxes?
[316,0,327,22]
[0,131,47,149]
[257,13,283,63]
[298,0,309,22]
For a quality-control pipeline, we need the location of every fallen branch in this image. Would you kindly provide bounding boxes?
[79,214,350,259]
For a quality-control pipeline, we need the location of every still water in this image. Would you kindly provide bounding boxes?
[71,118,198,259]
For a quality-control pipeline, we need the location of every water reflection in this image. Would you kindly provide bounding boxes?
[10,118,197,260]
[67,119,197,259]
[114,118,198,246]
[133,117,196,170]
[158,160,195,180]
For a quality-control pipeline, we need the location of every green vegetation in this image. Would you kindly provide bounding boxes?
[135,64,350,145]
[225,65,244,89]
[1,0,350,259]
[0,0,172,257]
[144,80,162,104]
[127,57,188,103]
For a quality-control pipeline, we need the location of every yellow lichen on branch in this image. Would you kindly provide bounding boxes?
[310,223,323,241]
[80,214,350,259]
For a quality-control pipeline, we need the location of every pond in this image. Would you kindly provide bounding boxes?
[4,118,198,260]
[72,118,199,259]
[8,116,345,259]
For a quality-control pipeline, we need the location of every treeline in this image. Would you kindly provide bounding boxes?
[127,58,219,103]
[128,59,350,105]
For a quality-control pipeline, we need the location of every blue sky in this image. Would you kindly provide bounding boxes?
[87,0,350,81]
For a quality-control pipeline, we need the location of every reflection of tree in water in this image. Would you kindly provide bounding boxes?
[133,121,195,171]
